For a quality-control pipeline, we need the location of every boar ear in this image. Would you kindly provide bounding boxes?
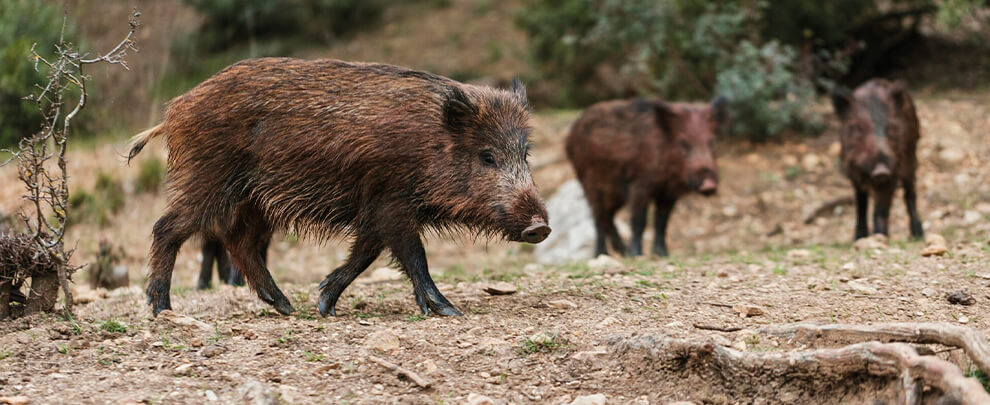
[711,95,729,123]
[443,86,480,133]
[890,81,910,110]
[652,101,676,136]
[831,86,853,120]
[511,77,530,109]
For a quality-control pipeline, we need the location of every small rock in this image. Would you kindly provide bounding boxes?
[964,210,981,224]
[205,390,218,402]
[238,380,279,405]
[786,249,810,261]
[547,299,578,310]
[921,234,948,257]
[0,397,30,405]
[174,363,194,376]
[848,280,878,295]
[921,287,936,297]
[72,285,108,304]
[482,282,518,296]
[156,310,212,332]
[782,155,798,166]
[467,393,496,405]
[722,205,738,217]
[732,304,764,318]
[570,394,606,405]
[841,262,856,271]
[946,289,976,306]
[200,344,226,358]
[853,234,887,250]
[356,267,403,284]
[571,350,608,362]
[938,147,965,164]
[828,141,841,156]
[587,254,624,273]
[958,315,970,324]
[801,154,820,171]
[716,270,728,278]
[364,330,400,352]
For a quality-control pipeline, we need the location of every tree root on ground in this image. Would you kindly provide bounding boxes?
[610,329,990,404]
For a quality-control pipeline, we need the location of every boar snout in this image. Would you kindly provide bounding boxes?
[871,163,892,183]
[522,219,551,243]
[698,178,718,196]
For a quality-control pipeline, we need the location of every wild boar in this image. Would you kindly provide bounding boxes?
[832,79,923,241]
[129,58,549,317]
[195,238,271,290]
[565,97,726,257]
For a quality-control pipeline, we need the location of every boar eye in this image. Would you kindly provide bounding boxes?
[480,150,497,167]
[680,141,691,153]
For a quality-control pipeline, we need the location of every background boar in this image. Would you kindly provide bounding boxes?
[832,79,923,241]
[129,58,549,317]
[196,238,271,290]
[566,97,726,257]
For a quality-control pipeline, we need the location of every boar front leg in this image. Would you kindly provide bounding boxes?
[146,209,197,315]
[390,235,462,316]
[853,186,870,241]
[652,195,676,257]
[903,178,924,239]
[317,234,383,317]
[224,206,293,315]
[628,187,650,257]
[197,238,222,290]
[872,186,894,237]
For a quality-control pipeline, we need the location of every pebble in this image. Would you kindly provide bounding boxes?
[786,249,810,261]
[467,393,496,405]
[921,287,936,297]
[174,363,194,376]
[921,234,948,257]
[958,315,970,324]
[570,394,607,405]
[732,304,764,318]
[964,210,981,224]
[205,390,218,402]
[853,234,887,250]
[946,289,976,306]
[0,396,30,405]
[547,299,578,310]
[363,330,400,352]
[848,280,878,295]
[200,344,226,358]
[482,282,518,296]
[238,380,279,405]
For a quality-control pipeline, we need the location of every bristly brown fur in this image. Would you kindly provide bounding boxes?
[132,57,548,317]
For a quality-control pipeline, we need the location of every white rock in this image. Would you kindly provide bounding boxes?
[848,280,878,295]
[205,390,218,402]
[533,180,597,264]
[174,363,194,375]
[547,299,578,310]
[467,393,496,405]
[482,282,518,295]
[921,234,948,257]
[939,147,966,164]
[853,234,887,250]
[570,394,606,405]
[964,210,981,224]
[363,330,400,352]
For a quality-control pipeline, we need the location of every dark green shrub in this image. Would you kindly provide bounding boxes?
[0,0,79,147]
[134,157,165,194]
[68,172,124,227]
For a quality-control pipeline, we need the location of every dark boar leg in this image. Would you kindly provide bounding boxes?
[224,208,293,315]
[317,235,383,317]
[873,187,894,237]
[146,210,196,315]
[628,188,650,257]
[903,179,924,239]
[197,239,221,290]
[226,239,263,287]
[390,236,461,316]
[854,186,870,240]
[653,196,676,257]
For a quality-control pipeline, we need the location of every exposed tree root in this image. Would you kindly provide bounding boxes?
[758,322,990,374]
[610,333,990,404]
[368,355,433,389]
[803,195,854,224]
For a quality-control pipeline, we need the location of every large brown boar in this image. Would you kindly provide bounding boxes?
[566,97,726,257]
[129,58,549,317]
[832,79,923,241]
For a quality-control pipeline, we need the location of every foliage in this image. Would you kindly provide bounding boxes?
[68,172,125,228]
[134,156,165,194]
[516,0,822,140]
[0,0,80,147]
[99,319,127,334]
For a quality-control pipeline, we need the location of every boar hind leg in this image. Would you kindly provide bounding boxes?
[226,238,262,287]
[224,211,293,315]
[628,189,650,257]
[903,179,924,239]
[147,210,196,315]
[390,236,461,316]
[197,239,222,290]
[590,196,626,256]
[652,196,676,257]
[854,187,870,241]
[318,234,383,317]
[872,187,894,237]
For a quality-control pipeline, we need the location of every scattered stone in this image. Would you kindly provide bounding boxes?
[571,350,608,362]
[921,234,948,257]
[921,287,936,297]
[547,299,578,310]
[200,344,226,358]
[238,380,279,405]
[467,393,496,405]
[786,249,810,261]
[587,254,624,273]
[828,141,841,156]
[848,280,878,295]
[356,267,403,284]
[938,147,965,164]
[946,289,976,306]
[205,390,218,402]
[782,155,798,166]
[364,330,400,353]
[482,282,518,296]
[716,270,728,278]
[156,310,212,332]
[963,210,981,224]
[841,262,856,271]
[570,394,606,405]
[958,315,970,324]
[0,397,30,405]
[801,154,820,171]
[722,205,738,217]
[732,304,764,318]
[174,363,194,376]
[853,234,887,250]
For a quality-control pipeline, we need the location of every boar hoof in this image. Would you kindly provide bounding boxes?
[257,288,294,315]
[146,279,172,316]
[415,291,463,317]
[317,289,342,317]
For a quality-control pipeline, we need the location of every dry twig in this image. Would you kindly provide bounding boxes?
[803,195,855,224]
[368,356,433,389]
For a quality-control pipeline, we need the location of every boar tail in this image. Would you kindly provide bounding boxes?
[127,123,163,164]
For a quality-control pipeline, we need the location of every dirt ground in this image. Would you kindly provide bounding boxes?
[1,91,989,404]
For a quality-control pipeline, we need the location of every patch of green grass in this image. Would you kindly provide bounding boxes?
[772,265,787,276]
[208,323,223,345]
[99,319,127,334]
[482,268,524,282]
[56,343,69,355]
[784,166,803,180]
[635,280,663,289]
[68,171,125,227]
[134,157,165,194]
[406,314,427,322]
[302,351,324,362]
[160,330,187,352]
[520,331,568,355]
[968,369,990,393]
[276,329,294,346]
[0,348,10,361]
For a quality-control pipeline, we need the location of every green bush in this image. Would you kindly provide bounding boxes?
[134,157,165,194]
[516,0,822,141]
[0,0,79,148]
[68,172,124,227]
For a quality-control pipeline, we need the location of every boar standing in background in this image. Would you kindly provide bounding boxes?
[196,238,271,290]
[129,58,549,317]
[566,97,726,257]
[832,79,923,241]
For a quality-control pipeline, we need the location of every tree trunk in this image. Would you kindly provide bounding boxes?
[25,273,59,314]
